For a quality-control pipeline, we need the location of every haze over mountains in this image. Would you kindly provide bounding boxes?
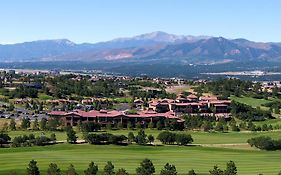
[1,31,281,64]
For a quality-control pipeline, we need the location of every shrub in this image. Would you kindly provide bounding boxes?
[175,133,193,145]
[247,136,281,150]
[157,131,176,145]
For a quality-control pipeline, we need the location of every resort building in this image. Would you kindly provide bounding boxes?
[48,109,184,127]
[149,95,231,116]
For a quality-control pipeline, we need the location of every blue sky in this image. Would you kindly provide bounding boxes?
[1,0,280,44]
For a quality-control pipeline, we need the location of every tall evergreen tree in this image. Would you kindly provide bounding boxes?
[187,169,197,175]
[135,129,147,145]
[116,168,129,175]
[47,163,61,175]
[27,160,40,175]
[66,164,78,175]
[104,161,115,175]
[66,127,77,144]
[209,165,223,175]
[160,163,177,175]
[224,161,237,175]
[136,158,155,175]
[21,118,31,130]
[84,161,98,175]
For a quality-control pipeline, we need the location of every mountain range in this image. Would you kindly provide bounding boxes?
[1,31,281,64]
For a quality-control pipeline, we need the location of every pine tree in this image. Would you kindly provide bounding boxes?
[27,160,40,175]
[21,118,31,130]
[187,169,197,175]
[160,163,177,175]
[84,161,98,175]
[104,161,115,175]
[66,127,77,144]
[66,164,78,175]
[136,158,155,175]
[209,165,223,175]
[135,129,147,145]
[47,163,61,175]
[116,168,129,175]
[224,161,237,175]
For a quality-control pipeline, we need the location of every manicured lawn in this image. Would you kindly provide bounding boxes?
[111,97,133,103]
[3,129,281,174]
[37,93,54,100]
[254,119,281,127]
[7,129,281,145]
[230,96,271,109]
[1,144,281,175]
[109,129,281,144]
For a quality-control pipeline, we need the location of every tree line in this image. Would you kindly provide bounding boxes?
[0,132,56,148]
[183,114,274,132]
[66,128,193,146]
[196,78,280,100]
[24,159,240,175]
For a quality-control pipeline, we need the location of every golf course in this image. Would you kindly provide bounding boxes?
[1,129,281,175]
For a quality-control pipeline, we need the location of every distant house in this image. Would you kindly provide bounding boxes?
[149,99,174,113]
[133,99,144,109]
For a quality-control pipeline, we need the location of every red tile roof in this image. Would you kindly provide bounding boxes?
[48,110,181,120]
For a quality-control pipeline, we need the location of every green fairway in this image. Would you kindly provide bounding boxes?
[4,129,281,175]
[254,119,281,127]
[230,96,271,109]
[1,144,281,175]
[7,129,281,144]
[37,93,54,100]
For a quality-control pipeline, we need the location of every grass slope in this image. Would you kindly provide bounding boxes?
[230,96,271,109]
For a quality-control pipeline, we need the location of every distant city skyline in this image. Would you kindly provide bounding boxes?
[1,0,281,44]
